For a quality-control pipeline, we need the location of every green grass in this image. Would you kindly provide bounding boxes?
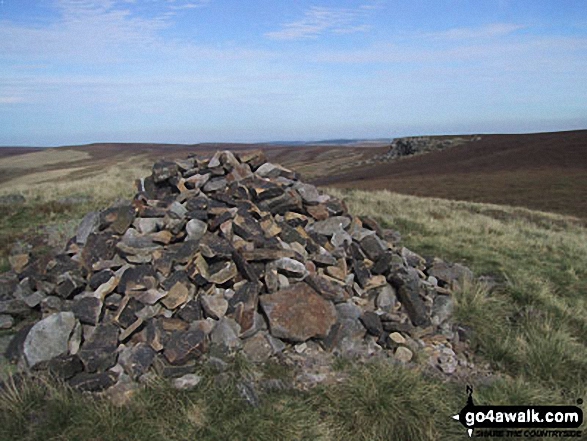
[1,169,587,439]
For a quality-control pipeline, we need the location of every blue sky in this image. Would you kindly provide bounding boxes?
[1,0,586,146]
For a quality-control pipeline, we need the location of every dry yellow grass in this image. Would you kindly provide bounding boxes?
[0,149,90,170]
[0,159,152,205]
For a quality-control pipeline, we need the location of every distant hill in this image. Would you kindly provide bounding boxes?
[315,130,587,219]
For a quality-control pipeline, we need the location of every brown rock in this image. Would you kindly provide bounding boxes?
[259,282,336,342]
[161,282,190,309]
[163,329,207,365]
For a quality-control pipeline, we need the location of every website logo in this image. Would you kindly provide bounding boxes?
[452,386,583,438]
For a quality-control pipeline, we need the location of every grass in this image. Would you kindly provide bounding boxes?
[331,188,587,404]
[1,163,587,439]
[0,160,151,269]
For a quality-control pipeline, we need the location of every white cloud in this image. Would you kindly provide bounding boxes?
[265,5,372,41]
[426,23,527,40]
[0,96,25,104]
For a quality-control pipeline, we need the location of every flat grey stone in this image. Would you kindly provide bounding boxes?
[23,312,77,368]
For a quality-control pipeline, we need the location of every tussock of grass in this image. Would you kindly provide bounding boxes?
[315,361,462,441]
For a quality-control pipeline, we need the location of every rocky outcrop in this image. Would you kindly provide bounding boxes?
[1,149,475,392]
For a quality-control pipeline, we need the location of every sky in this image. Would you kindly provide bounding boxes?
[1,0,586,146]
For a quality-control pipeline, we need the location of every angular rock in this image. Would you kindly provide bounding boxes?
[311,216,351,236]
[72,296,103,325]
[186,219,208,241]
[274,257,307,279]
[260,283,336,342]
[161,282,190,310]
[360,234,388,261]
[118,265,157,294]
[200,293,229,320]
[76,212,100,245]
[390,268,430,327]
[306,274,349,303]
[40,354,84,380]
[69,371,118,392]
[152,160,179,183]
[163,329,207,365]
[23,312,76,368]
[78,323,119,372]
[360,311,383,337]
[243,332,273,363]
[100,205,135,235]
[210,317,242,354]
[119,343,156,380]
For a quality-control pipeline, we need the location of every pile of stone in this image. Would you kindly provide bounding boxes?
[1,150,473,392]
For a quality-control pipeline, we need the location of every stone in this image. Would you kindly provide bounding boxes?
[161,282,190,310]
[260,283,336,342]
[394,346,413,363]
[152,160,179,183]
[55,271,86,299]
[172,373,203,390]
[256,162,293,179]
[0,299,29,316]
[118,265,158,294]
[22,291,45,308]
[78,323,119,372]
[360,311,383,336]
[207,261,238,285]
[0,314,14,329]
[306,274,349,303]
[8,253,30,274]
[133,218,161,234]
[240,249,296,261]
[401,247,426,270]
[76,212,100,245]
[274,257,307,279]
[94,276,119,300]
[242,332,273,363]
[374,284,397,312]
[203,177,227,193]
[69,371,118,392]
[431,295,454,326]
[435,346,458,374]
[389,332,406,345]
[227,163,253,182]
[310,216,351,236]
[163,329,207,365]
[210,317,242,354]
[306,204,329,221]
[200,294,229,320]
[199,233,232,259]
[23,312,77,368]
[82,232,118,270]
[360,235,388,261]
[390,268,430,327]
[294,182,320,205]
[72,296,103,325]
[237,149,266,169]
[323,318,365,353]
[331,229,352,249]
[101,205,136,235]
[260,189,303,215]
[119,343,156,380]
[186,219,208,240]
[428,260,474,288]
[40,354,84,380]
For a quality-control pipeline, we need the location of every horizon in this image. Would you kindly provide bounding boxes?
[1,1,587,146]
[2,128,587,149]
